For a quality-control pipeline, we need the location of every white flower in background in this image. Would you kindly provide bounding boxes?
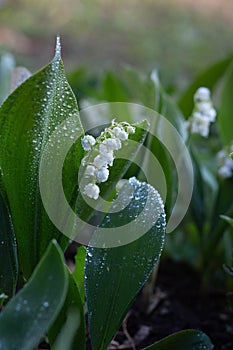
[81,135,96,151]
[217,145,233,179]
[219,165,232,179]
[81,120,136,199]
[83,183,100,200]
[187,87,217,138]
[194,87,210,101]
[196,101,217,122]
[190,112,210,137]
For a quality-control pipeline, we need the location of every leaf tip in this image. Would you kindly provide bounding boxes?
[54,34,61,59]
[49,239,61,252]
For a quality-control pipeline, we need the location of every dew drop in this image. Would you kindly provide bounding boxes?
[43,301,49,308]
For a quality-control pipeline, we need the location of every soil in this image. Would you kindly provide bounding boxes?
[99,259,233,350]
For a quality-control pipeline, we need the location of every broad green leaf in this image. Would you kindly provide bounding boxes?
[0,38,84,278]
[85,177,166,350]
[48,270,85,350]
[0,52,15,105]
[218,62,233,145]
[178,54,233,117]
[138,71,186,218]
[73,246,86,303]
[0,194,18,297]
[142,329,213,350]
[0,240,68,350]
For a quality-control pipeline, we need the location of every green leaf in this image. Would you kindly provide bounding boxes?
[218,62,233,145]
[203,181,233,269]
[142,329,213,350]
[139,134,173,217]
[0,240,68,350]
[0,194,18,297]
[114,67,155,108]
[92,67,155,107]
[85,177,166,350]
[102,71,129,102]
[189,150,206,233]
[150,71,187,138]
[178,54,233,117]
[73,246,86,304]
[0,38,84,278]
[68,66,101,101]
[209,180,233,233]
[138,71,186,218]
[48,270,85,350]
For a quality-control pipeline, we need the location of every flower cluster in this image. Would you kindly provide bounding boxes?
[81,120,136,200]
[186,87,217,137]
[217,145,233,179]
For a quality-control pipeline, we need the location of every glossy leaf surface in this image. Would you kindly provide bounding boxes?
[49,270,85,350]
[85,177,166,350]
[73,246,86,303]
[0,240,68,350]
[0,38,84,278]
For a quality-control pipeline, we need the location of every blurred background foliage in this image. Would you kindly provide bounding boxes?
[0,0,233,90]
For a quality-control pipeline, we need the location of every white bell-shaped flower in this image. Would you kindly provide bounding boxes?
[83,183,100,200]
[81,135,96,151]
[95,167,109,183]
[194,87,210,102]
